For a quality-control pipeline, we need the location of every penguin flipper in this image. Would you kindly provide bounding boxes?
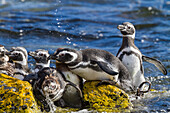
[142,55,167,75]
[91,60,119,76]
[66,81,82,98]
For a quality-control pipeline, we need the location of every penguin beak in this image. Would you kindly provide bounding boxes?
[28,51,36,57]
[50,54,58,60]
[117,25,125,30]
[47,56,51,60]
[5,51,11,56]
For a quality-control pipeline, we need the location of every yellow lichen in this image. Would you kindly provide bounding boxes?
[0,73,40,113]
[83,81,133,112]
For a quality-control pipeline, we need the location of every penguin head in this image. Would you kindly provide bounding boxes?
[8,47,28,65]
[50,48,79,64]
[0,45,9,64]
[117,22,135,39]
[29,49,50,64]
[0,45,9,56]
[37,68,64,96]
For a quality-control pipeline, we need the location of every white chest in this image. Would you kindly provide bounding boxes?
[62,71,81,86]
[122,54,141,75]
[120,53,145,88]
[71,67,117,81]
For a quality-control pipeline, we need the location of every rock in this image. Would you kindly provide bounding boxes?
[0,73,40,113]
[0,73,133,112]
[83,81,133,112]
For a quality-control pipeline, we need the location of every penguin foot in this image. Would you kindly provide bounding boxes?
[136,81,151,97]
[96,80,117,87]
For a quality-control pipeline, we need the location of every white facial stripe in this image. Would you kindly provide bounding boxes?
[38,51,49,57]
[0,47,5,52]
[117,47,142,58]
[58,51,78,64]
[127,24,134,28]
[17,47,27,55]
[69,57,107,69]
[36,62,50,67]
[68,61,90,69]
[12,51,27,65]
[123,33,135,39]
[15,47,28,59]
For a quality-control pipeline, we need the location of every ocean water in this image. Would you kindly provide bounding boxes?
[0,0,169,112]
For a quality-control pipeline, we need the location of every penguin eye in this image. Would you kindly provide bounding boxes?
[15,53,19,56]
[128,26,131,29]
[39,53,43,56]
[60,53,65,57]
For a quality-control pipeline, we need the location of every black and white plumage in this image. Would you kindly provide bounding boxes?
[55,63,83,90]
[8,47,30,80]
[0,45,14,76]
[24,49,51,82]
[33,67,82,112]
[117,22,167,90]
[29,49,50,73]
[51,48,133,91]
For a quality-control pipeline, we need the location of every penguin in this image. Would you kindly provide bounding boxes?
[29,49,50,73]
[26,49,83,89]
[0,45,14,76]
[24,49,51,82]
[117,22,167,90]
[8,47,30,80]
[33,67,82,112]
[55,62,83,90]
[50,48,133,92]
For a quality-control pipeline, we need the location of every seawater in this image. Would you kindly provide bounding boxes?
[0,0,169,112]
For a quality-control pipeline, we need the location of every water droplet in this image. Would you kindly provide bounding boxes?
[99,33,103,37]
[19,30,23,33]
[156,38,159,41]
[141,39,144,43]
[66,37,70,41]
[73,43,77,46]
[148,7,152,11]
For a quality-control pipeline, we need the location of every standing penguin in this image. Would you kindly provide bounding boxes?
[8,47,30,80]
[50,48,133,92]
[117,22,167,90]
[24,49,51,83]
[0,45,14,76]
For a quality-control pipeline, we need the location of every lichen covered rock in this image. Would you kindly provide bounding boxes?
[83,81,133,112]
[0,73,133,112]
[0,73,40,113]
